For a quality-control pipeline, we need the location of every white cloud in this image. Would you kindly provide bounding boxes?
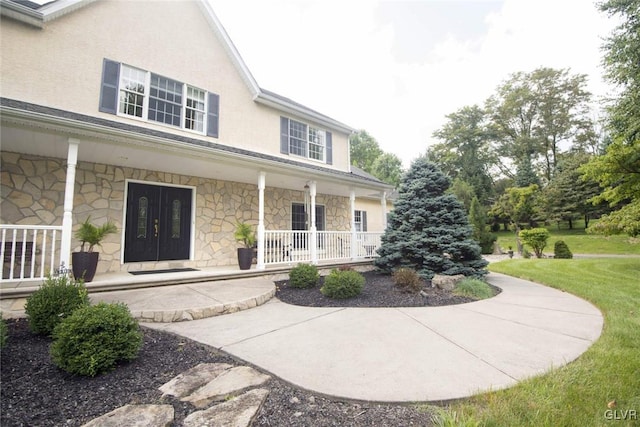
[212,0,617,168]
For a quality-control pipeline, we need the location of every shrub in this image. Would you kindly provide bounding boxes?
[453,278,495,300]
[24,275,89,336]
[479,233,498,254]
[321,269,365,299]
[0,315,7,349]
[288,263,320,288]
[518,228,550,258]
[393,268,422,293]
[51,302,142,376]
[554,240,573,259]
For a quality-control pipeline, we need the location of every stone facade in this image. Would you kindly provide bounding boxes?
[1,152,351,275]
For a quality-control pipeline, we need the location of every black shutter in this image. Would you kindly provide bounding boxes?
[362,211,368,232]
[280,116,290,154]
[207,93,220,138]
[99,59,120,114]
[326,131,333,164]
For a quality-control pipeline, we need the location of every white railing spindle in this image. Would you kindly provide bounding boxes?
[1,225,63,283]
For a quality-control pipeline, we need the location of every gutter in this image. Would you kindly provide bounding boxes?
[254,91,355,135]
[0,0,43,27]
[0,103,390,192]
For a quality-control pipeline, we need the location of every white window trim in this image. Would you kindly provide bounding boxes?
[117,63,209,136]
[288,119,326,163]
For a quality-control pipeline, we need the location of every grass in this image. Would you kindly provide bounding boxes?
[494,226,640,255]
[428,258,640,427]
[454,278,495,300]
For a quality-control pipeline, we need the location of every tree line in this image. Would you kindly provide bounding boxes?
[352,0,640,241]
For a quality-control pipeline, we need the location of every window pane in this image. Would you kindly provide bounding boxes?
[292,203,306,230]
[171,199,181,238]
[148,74,183,126]
[185,86,206,132]
[315,205,325,231]
[119,65,146,118]
[308,127,325,161]
[289,120,307,157]
[137,197,148,238]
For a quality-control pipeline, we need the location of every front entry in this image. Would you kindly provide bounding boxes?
[124,182,192,263]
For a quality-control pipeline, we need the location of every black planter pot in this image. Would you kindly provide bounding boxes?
[237,248,253,270]
[72,252,99,282]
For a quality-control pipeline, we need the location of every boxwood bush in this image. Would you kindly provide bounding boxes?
[24,275,89,336]
[288,263,320,288]
[320,269,365,299]
[51,302,142,376]
[554,240,573,259]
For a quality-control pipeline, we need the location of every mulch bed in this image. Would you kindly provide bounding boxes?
[1,271,489,426]
[276,270,476,307]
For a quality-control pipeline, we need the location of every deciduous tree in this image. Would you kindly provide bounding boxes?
[431,105,496,205]
[579,0,640,236]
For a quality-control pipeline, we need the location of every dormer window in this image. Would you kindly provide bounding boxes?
[100,59,219,138]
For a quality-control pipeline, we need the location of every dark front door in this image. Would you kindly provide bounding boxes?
[124,183,192,263]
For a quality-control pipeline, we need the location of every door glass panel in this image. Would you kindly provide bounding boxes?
[137,197,148,238]
[171,199,181,238]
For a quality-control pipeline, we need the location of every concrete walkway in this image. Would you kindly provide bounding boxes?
[145,272,603,402]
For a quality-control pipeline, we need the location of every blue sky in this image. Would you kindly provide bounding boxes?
[213,0,618,167]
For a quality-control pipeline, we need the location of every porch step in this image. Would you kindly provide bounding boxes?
[0,260,374,299]
[90,278,276,323]
[0,260,375,321]
[1,277,276,323]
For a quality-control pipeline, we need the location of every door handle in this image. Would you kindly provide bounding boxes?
[154,219,159,237]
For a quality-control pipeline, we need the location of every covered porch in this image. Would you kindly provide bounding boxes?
[0,101,391,287]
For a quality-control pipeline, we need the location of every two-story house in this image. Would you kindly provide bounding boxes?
[0,0,393,285]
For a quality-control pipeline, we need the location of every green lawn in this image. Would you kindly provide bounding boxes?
[494,227,640,255]
[429,258,640,426]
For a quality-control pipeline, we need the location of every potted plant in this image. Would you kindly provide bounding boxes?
[507,245,514,259]
[72,217,117,282]
[234,222,256,270]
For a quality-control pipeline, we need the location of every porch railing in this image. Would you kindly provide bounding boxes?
[1,225,63,282]
[262,230,382,266]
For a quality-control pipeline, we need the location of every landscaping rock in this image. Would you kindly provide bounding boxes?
[181,366,271,408]
[159,363,233,398]
[432,274,465,291]
[183,388,269,427]
[80,404,173,427]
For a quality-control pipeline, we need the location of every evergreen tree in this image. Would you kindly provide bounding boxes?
[469,196,497,254]
[514,155,540,187]
[375,157,488,279]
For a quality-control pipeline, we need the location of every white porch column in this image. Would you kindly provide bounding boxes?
[380,191,388,230]
[309,181,317,264]
[257,172,266,270]
[60,139,79,269]
[350,190,357,259]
